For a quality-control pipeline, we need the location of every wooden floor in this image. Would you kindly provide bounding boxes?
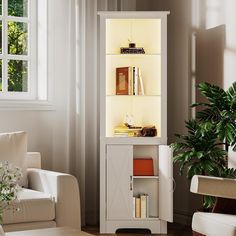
[83,223,192,236]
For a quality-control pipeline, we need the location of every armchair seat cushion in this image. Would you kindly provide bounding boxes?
[3,188,55,224]
[192,212,236,236]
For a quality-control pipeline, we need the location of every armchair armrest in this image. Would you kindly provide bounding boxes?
[27,168,81,229]
[190,175,236,199]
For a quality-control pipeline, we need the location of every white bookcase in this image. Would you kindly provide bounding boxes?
[98,11,172,234]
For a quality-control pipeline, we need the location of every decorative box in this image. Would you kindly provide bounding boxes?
[133,158,154,176]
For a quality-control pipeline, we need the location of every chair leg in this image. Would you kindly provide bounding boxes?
[193,231,205,236]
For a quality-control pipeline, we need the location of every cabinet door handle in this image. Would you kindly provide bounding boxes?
[130,176,133,191]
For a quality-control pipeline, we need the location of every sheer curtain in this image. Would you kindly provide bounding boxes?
[72,0,137,226]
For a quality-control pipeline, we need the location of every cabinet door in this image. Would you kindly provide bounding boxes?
[106,145,133,220]
[159,145,173,222]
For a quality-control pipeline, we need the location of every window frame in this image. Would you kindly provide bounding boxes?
[0,0,37,100]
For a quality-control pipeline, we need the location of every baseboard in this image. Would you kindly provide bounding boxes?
[174,209,193,226]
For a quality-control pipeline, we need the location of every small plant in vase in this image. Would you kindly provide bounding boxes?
[0,162,22,235]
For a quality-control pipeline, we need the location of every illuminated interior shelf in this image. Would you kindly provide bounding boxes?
[106,96,161,137]
[106,95,161,97]
[106,53,161,56]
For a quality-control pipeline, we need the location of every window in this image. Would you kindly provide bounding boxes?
[0,0,37,100]
[0,0,48,103]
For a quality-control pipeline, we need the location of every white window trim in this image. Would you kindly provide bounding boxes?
[0,0,54,110]
[0,0,36,100]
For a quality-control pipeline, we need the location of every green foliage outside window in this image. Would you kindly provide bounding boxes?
[0,0,28,92]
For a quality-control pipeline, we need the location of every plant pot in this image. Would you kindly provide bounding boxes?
[0,225,4,236]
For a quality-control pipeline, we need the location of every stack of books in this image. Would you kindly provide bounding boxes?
[114,126,142,137]
[120,47,145,54]
[116,67,144,96]
[133,194,149,218]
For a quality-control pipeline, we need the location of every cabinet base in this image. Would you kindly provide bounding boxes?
[100,220,167,234]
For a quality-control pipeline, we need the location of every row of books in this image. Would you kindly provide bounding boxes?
[116,66,144,96]
[113,125,142,137]
[133,194,149,218]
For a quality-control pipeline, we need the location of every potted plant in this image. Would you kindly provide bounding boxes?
[193,82,236,152]
[0,162,22,235]
[171,81,236,209]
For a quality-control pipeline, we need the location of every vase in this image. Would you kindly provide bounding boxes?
[0,225,4,236]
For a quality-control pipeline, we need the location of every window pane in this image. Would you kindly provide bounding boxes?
[8,21,28,55]
[8,60,28,92]
[8,0,28,17]
[0,0,2,16]
[0,21,2,54]
[0,60,2,91]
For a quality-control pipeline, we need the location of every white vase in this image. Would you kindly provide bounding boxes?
[0,225,4,236]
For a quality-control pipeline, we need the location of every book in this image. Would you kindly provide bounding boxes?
[133,67,139,95]
[116,67,129,95]
[116,66,144,96]
[135,197,141,218]
[120,47,145,54]
[146,194,149,218]
[140,194,147,218]
[133,197,136,218]
[138,68,144,95]
[114,125,142,137]
[128,67,133,95]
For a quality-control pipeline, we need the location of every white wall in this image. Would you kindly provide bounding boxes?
[192,0,236,89]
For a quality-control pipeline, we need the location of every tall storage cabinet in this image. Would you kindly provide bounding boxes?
[98,11,172,234]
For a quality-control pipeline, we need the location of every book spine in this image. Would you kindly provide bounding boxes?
[135,197,141,218]
[138,68,144,95]
[128,67,132,95]
[130,67,133,95]
[133,197,136,218]
[140,194,147,218]
[133,67,135,95]
[146,194,149,218]
[134,67,139,95]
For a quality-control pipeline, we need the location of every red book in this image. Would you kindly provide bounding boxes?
[133,158,154,176]
[116,67,129,95]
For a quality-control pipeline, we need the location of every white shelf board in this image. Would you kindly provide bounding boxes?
[101,137,164,145]
[106,53,161,56]
[132,217,159,221]
[106,95,161,97]
[133,176,159,179]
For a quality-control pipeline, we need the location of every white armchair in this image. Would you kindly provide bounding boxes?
[3,152,81,232]
[190,175,236,236]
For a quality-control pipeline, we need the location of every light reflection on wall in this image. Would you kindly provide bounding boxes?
[205,0,224,29]
[192,0,236,89]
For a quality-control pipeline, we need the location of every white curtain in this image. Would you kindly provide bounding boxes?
[71,0,137,226]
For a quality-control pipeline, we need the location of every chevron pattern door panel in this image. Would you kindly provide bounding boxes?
[106,145,133,220]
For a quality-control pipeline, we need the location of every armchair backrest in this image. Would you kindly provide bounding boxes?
[26,152,41,169]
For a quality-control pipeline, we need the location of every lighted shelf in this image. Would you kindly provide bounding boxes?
[106,54,161,96]
[106,53,161,56]
[106,95,161,97]
[102,137,163,145]
[106,96,161,138]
